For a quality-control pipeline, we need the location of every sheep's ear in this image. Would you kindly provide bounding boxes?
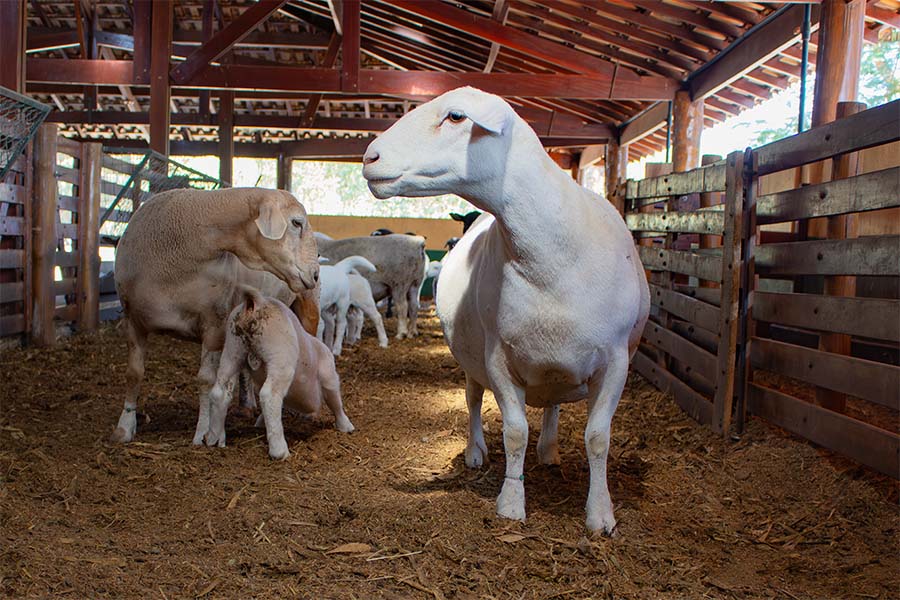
[465,101,513,135]
[255,200,288,240]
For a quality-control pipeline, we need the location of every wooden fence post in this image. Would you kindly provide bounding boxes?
[815,101,866,412]
[78,142,102,331]
[700,154,723,289]
[31,123,58,346]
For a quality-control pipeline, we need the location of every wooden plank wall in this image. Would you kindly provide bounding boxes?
[740,99,900,477]
[1,126,103,345]
[624,154,743,435]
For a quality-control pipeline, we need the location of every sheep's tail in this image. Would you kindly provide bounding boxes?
[238,285,266,313]
[335,255,376,275]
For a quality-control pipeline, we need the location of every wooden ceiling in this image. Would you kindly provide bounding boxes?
[21,0,900,161]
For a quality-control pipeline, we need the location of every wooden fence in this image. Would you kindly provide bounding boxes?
[624,152,744,435]
[738,99,900,477]
[0,123,102,345]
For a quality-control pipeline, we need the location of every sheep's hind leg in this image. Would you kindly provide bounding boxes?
[392,290,410,339]
[463,374,488,468]
[406,283,420,337]
[536,404,561,465]
[584,349,629,535]
[111,319,147,443]
[319,361,354,433]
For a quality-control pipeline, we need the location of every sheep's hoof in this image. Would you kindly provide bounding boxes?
[537,442,560,465]
[191,431,206,446]
[587,514,618,537]
[204,429,225,448]
[109,426,133,444]
[335,417,355,434]
[464,441,488,468]
[496,485,526,522]
[269,446,291,461]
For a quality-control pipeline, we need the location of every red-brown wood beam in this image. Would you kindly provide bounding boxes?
[672,89,703,172]
[0,0,26,91]
[132,0,151,84]
[170,0,288,85]
[341,0,360,92]
[150,1,173,156]
[302,33,341,128]
[199,0,214,117]
[388,0,644,80]
[28,57,135,84]
[484,0,509,73]
[866,3,900,29]
[618,101,669,146]
[218,90,234,184]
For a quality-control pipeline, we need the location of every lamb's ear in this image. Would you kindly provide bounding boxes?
[465,99,513,135]
[255,199,288,240]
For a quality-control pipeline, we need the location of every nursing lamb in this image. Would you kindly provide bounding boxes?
[362,87,649,533]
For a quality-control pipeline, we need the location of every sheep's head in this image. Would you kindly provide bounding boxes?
[362,87,516,200]
[243,191,319,293]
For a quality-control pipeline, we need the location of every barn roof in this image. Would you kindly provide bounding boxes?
[23,0,900,162]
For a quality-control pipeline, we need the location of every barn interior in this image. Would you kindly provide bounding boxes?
[1,1,899,598]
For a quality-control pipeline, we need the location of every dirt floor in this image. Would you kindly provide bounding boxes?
[1,312,897,599]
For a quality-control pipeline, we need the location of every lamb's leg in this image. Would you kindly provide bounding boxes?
[235,369,257,417]
[464,374,488,468]
[111,319,147,443]
[205,334,245,448]
[331,301,348,356]
[318,360,354,433]
[360,302,388,348]
[258,371,294,460]
[392,290,410,339]
[345,307,362,344]
[192,347,221,446]
[584,348,629,535]
[487,352,528,521]
[406,284,420,337]
[537,405,561,465]
[322,311,335,348]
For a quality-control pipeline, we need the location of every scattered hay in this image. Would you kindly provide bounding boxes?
[0,314,896,598]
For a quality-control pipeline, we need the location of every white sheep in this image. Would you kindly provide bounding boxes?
[205,286,354,460]
[344,271,389,347]
[112,188,320,445]
[317,256,377,355]
[362,87,650,533]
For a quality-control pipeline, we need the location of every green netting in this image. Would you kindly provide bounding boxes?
[0,86,51,182]
[100,149,227,238]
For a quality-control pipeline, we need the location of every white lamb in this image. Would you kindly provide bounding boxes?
[344,272,389,347]
[206,287,354,460]
[317,256,377,355]
[362,87,650,533]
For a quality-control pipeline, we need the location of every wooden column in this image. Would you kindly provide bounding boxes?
[811,0,865,129]
[815,101,866,412]
[149,1,173,156]
[277,153,293,192]
[700,154,723,289]
[605,140,628,215]
[672,89,704,173]
[31,124,59,347]
[341,0,360,92]
[218,91,235,185]
[77,142,102,331]
[198,0,214,117]
[0,0,26,91]
[132,0,152,84]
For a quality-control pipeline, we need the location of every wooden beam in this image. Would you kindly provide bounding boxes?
[150,1,173,156]
[302,33,341,127]
[689,4,821,100]
[605,140,627,214]
[484,0,509,73]
[31,124,58,347]
[132,0,151,84]
[866,3,900,29]
[0,0,26,91]
[672,90,704,172]
[26,28,80,53]
[327,0,344,36]
[27,58,134,85]
[812,0,865,127]
[619,102,669,146]
[341,0,360,92]
[277,153,292,191]
[218,91,234,184]
[390,0,642,80]
[77,142,102,331]
[170,0,288,85]
[199,0,214,117]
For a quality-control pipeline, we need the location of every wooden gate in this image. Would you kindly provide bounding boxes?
[738,100,900,477]
[624,152,744,435]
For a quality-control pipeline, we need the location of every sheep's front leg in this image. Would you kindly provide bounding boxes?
[537,405,561,465]
[111,319,147,443]
[487,353,528,522]
[584,349,629,535]
[463,374,488,468]
[318,362,354,433]
[359,303,388,348]
[192,348,221,446]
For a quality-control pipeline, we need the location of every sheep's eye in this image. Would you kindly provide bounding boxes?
[291,218,304,231]
[446,111,466,124]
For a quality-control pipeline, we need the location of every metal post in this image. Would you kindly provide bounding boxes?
[798,3,811,133]
[665,100,673,162]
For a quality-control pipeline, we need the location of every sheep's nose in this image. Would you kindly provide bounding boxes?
[313,269,319,283]
[363,149,379,165]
